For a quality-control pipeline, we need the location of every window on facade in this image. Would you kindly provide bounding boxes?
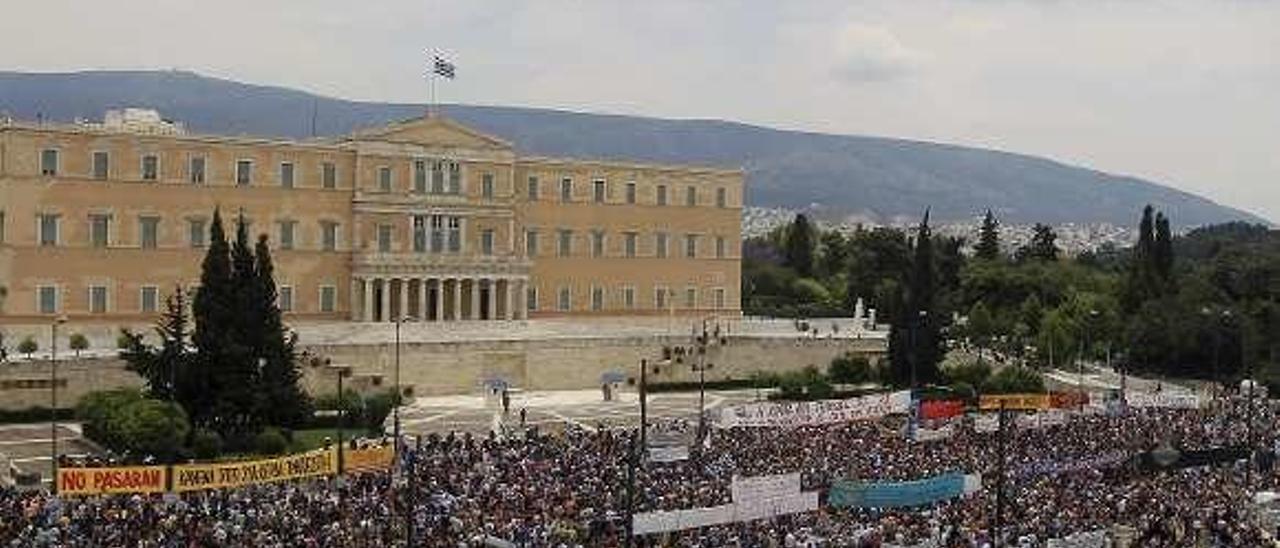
[558,287,571,311]
[279,162,295,188]
[624,232,637,258]
[92,151,110,180]
[412,216,427,253]
[139,216,160,249]
[377,224,393,253]
[378,166,392,192]
[685,287,697,308]
[527,177,539,200]
[482,173,494,200]
[322,162,336,189]
[448,162,461,194]
[38,286,58,314]
[236,160,253,186]
[591,287,604,311]
[447,217,461,252]
[558,229,572,257]
[625,182,636,204]
[656,185,668,206]
[430,216,444,253]
[279,286,294,312]
[526,287,539,311]
[189,156,206,184]
[189,219,207,248]
[40,149,58,176]
[481,229,494,255]
[321,221,338,251]
[0,211,5,244]
[525,230,539,257]
[715,288,726,309]
[90,214,111,248]
[39,214,59,247]
[431,161,445,193]
[623,287,635,309]
[142,154,159,181]
[685,234,697,258]
[591,230,605,258]
[655,232,668,258]
[320,286,336,313]
[655,287,667,310]
[593,180,606,203]
[414,160,427,193]
[278,221,296,250]
[716,187,727,208]
[560,178,572,202]
[89,286,108,314]
[140,286,159,313]
[716,236,726,259]
[686,186,697,207]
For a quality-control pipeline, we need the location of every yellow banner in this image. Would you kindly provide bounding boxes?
[345,445,396,474]
[979,394,1049,411]
[173,448,336,492]
[57,466,168,496]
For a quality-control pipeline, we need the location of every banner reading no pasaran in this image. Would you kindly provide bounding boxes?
[173,448,336,492]
[58,466,168,496]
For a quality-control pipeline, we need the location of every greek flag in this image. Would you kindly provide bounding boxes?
[433,56,456,79]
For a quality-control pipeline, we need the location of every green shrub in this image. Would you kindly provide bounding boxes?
[17,336,37,358]
[254,427,289,455]
[828,353,872,384]
[944,358,993,389]
[68,333,89,357]
[777,366,833,401]
[117,399,189,459]
[191,429,224,460]
[983,366,1045,394]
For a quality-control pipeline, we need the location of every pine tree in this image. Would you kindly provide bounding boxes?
[1027,224,1059,262]
[253,235,311,427]
[784,214,816,277]
[974,209,1001,260]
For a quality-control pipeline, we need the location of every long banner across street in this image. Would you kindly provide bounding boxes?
[716,390,912,428]
[829,472,981,509]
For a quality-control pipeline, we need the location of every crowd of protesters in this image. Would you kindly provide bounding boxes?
[3,392,1279,547]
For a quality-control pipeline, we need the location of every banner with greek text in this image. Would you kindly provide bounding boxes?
[731,472,801,503]
[345,445,396,474]
[980,393,1088,411]
[56,466,167,496]
[632,492,819,535]
[716,390,911,428]
[173,448,336,492]
[1124,392,1200,409]
[829,473,978,509]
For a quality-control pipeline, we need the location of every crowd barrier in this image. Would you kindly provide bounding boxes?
[55,444,395,496]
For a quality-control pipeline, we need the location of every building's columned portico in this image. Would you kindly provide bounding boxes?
[351,253,530,322]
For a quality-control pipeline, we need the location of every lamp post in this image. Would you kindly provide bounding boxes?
[993,400,1007,548]
[692,319,722,443]
[394,316,411,461]
[1203,307,1231,396]
[1079,309,1097,412]
[49,314,67,493]
[333,364,351,474]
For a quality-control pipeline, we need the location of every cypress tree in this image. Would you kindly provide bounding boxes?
[1154,212,1174,283]
[889,209,942,387]
[1028,224,1059,262]
[191,208,235,430]
[154,286,191,401]
[784,214,816,277]
[253,235,311,427]
[974,209,1001,260]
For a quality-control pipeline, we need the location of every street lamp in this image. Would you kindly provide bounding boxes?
[1079,309,1097,412]
[1202,307,1232,395]
[332,363,351,474]
[49,314,67,493]
[692,319,722,443]
[393,316,413,460]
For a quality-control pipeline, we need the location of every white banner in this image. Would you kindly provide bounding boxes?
[633,492,820,535]
[716,390,912,428]
[731,472,800,503]
[648,445,689,463]
[974,415,1000,433]
[1016,410,1068,430]
[1125,392,1200,409]
[1045,529,1108,548]
[913,424,955,442]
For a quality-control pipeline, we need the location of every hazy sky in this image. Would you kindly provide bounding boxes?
[4,0,1279,221]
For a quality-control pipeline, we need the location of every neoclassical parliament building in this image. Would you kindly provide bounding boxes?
[0,109,743,326]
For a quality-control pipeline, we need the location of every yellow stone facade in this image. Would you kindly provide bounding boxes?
[0,114,743,325]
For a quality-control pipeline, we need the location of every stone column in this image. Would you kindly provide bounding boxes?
[418,278,429,321]
[517,279,528,320]
[452,278,462,321]
[398,278,409,321]
[470,278,481,321]
[379,278,390,322]
[434,278,445,321]
[362,278,373,322]
[505,279,516,320]
[486,278,497,321]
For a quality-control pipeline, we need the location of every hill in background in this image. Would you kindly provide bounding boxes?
[0,70,1263,227]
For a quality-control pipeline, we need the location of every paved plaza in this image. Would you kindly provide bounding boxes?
[397,388,769,437]
[0,423,95,484]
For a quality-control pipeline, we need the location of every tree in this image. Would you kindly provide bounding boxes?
[253,235,312,428]
[1154,212,1174,284]
[17,336,37,358]
[966,302,995,361]
[974,209,1001,260]
[889,209,943,387]
[1020,224,1059,262]
[68,333,89,358]
[828,353,872,384]
[784,214,816,277]
[818,230,850,278]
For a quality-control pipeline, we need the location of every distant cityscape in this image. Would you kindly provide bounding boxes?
[742,207,1139,257]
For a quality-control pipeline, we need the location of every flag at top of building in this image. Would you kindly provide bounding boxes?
[433,56,456,79]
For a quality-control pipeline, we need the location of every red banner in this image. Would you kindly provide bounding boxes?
[920,399,966,420]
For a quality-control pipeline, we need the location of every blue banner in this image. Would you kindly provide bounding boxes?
[829,472,966,508]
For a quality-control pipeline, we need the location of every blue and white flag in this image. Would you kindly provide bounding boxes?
[433,56,456,79]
